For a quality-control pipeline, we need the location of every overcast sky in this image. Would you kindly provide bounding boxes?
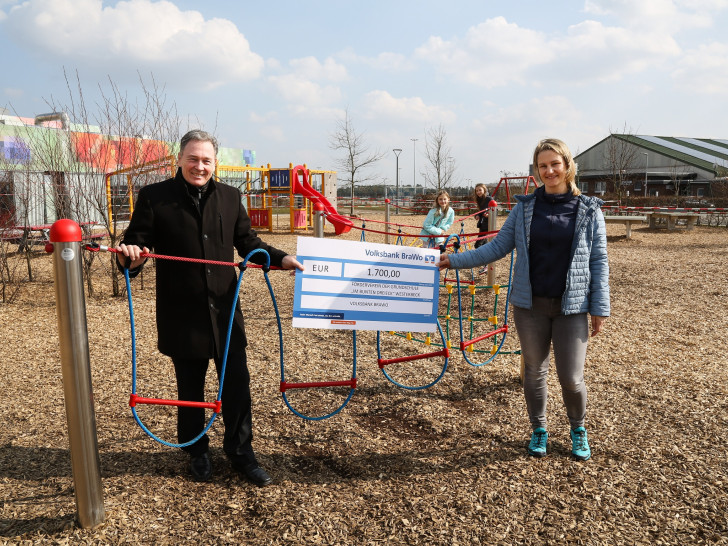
[1,0,727,188]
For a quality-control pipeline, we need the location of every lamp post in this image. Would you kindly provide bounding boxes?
[410,138,418,195]
[643,152,648,197]
[393,148,402,201]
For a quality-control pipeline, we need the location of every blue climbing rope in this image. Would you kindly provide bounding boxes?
[375,319,449,390]
[279,331,358,421]
[125,248,272,448]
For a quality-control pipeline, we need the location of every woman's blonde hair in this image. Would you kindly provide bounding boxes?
[533,138,581,196]
[433,190,451,215]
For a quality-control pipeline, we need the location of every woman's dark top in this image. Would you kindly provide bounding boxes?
[529,185,578,299]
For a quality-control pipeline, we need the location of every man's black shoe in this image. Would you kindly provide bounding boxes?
[189,452,212,482]
[242,464,272,487]
[231,459,272,487]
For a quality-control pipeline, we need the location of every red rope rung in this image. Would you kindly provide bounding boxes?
[459,326,508,350]
[443,277,475,285]
[378,347,449,368]
[129,393,222,413]
[280,378,357,392]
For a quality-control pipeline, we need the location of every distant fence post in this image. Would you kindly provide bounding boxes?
[48,219,105,529]
[385,199,391,244]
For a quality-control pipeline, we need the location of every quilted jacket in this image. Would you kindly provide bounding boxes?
[447,192,610,317]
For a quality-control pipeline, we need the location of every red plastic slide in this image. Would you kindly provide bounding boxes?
[291,166,352,235]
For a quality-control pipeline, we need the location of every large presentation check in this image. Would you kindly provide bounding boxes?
[293,237,440,332]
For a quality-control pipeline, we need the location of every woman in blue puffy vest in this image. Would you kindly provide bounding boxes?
[437,138,610,461]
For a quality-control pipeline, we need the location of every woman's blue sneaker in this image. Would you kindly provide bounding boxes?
[570,427,591,461]
[527,427,548,457]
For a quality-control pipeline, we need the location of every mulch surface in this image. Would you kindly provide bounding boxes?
[1,213,727,545]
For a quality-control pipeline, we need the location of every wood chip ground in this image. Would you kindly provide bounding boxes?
[1,213,726,544]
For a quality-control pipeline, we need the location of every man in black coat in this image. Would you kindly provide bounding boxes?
[117,129,303,485]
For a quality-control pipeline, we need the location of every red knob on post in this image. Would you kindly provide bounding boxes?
[49,219,82,243]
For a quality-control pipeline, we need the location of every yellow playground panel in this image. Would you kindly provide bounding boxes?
[105,159,338,234]
[251,164,338,234]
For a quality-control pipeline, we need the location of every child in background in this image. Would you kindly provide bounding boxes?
[473,183,494,249]
[420,190,455,248]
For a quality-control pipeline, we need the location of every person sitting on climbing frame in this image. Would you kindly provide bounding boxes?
[115,129,304,486]
[437,138,609,462]
[420,190,455,248]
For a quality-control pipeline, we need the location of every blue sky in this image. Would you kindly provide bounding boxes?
[1,0,727,188]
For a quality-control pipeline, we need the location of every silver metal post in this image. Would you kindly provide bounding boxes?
[487,202,498,288]
[49,219,105,529]
[313,203,325,238]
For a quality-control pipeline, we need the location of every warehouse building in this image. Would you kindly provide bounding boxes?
[573,135,728,198]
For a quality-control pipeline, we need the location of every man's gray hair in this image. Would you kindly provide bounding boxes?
[180,129,219,156]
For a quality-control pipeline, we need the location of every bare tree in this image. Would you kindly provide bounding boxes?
[0,167,26,302]
[4,69,180,297]
[422,124,455,194]
[69,72,179,296]
[329,108,385,215]
[49,70,179,296]
[604,126,642,206]
[667,160,690,207]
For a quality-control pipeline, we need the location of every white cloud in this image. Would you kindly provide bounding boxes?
[2,0,263,89]
[415,17,547,88]
[584,0,728,31]
[288,56,348,82]
[249,111,279,124]
[474,95,582,131]
[267,74,342,107]
[548,20,680,83]
[258,124,286,143]
[337,48,415,72]
[262,56,346,119]
[0,0,13,20]
[3,87,24,98]
[363,90,456,124]
[416,15,683,88]
[671,41,728,93]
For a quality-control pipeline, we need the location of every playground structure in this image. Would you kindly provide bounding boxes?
[490,176,539,209]
[105,159,352,235]
[47,179,525,526]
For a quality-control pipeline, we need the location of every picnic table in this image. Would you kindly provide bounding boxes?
[603,215,647,239]
[1,222,104,250]
[643,211,699,230]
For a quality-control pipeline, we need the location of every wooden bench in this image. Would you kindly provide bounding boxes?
[603,215,647,238]
[643,211,699,231]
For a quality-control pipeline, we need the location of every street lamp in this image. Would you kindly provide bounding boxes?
[393,148,402,201]
[642,152,648,197]
[410,138,418,195]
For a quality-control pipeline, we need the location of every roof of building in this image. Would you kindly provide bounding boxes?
[577,135,728,176]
